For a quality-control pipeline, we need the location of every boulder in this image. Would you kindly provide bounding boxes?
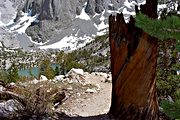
[0,99,23,118]
[54,75,65,81]
[40,75,48,81]
[68,68,84,76]
[85,88,97,93]
[66,68,85,83]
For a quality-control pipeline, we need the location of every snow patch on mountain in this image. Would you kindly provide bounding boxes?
[94,11,108,36]
[39,34,93,51]
[6,11,39,34]
[0,12,5,27]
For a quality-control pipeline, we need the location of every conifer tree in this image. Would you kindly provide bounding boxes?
[7,63,19,83]
[135,0,180,49]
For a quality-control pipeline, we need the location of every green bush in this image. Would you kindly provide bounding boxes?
[160,96,180,119]
[157,74,180,98]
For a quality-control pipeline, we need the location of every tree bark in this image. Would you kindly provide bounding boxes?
[108,0,159,119]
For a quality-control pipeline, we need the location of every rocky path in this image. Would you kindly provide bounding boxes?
[58,73,112,118]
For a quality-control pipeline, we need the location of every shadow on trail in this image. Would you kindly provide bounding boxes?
[56,112,173,120]
[56,112,112,120]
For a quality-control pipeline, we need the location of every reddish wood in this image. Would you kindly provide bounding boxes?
[108,0,159,119]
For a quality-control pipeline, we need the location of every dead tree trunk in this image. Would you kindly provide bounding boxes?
[108,0,159,120]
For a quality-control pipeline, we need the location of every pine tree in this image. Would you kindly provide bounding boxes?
[135,1,180,50]
[54,66,60,76]
[135,13,180,40]
[7,63,19,83]
[39,59,55,79]
[161,98,180,119]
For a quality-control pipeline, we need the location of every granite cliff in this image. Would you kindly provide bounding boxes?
[0,0,145,51]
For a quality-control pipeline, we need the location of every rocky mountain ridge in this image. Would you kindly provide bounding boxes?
[22,0,127,51]
[0,0,145,51]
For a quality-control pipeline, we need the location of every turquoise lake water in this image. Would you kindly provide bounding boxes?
[18,64,59,78]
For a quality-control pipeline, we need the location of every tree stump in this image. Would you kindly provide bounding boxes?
[108,0,159,119]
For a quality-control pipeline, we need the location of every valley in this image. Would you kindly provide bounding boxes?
[0,0,180,120]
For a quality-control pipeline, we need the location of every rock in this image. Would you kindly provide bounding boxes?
[9,82,16,86]
[77,93,81,96]
[95,84,101,91]
[99,73,112,83]
[67,86,73,90]
[31,79,39,84]
[99,72,108,78]
[40,75,48,81]
[46,88,52,93]
[63,78,70,83]
[68,68,84,76]
[85,0,95,15]
[0,99,23,118]
[0,85,6,92]
[66,68,85,83]
[93,66,110,73]
[95,0,104,14]
[6,82,17,90]
[105,74,112,83]
[76,6,82,15]
[1,0,129,50]
[91,72,96,76]
[84,72,90,76]
[167,95,174,103]
[54,75,65,81]
[85,88,97,93]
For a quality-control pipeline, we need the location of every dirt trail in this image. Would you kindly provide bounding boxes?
[59,73,112,117]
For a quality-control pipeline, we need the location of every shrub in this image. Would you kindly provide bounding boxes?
[7,63,19,83]
[13,82,59,119]
[157,71,180,98]
[160,96,180,119]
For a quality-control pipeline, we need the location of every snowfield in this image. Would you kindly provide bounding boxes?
[0,12,5,27]
[39,34,93,51]
[7,11,39,34]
